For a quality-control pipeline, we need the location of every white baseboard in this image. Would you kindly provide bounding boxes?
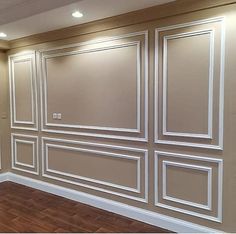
[0,172,222,233]
[0,172,8,182]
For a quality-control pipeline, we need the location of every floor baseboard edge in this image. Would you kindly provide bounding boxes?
[0,172,223,233]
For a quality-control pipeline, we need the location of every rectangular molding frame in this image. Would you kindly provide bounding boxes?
[9,51,38,131]
[40,31,148,142]
[162,29,214,139]
[162,160,212,211]
[11,133,39,175]
[0,172,222,233]
[154,17,225,149]
[42,137,148,203]
[154,151,223,223]
[43,42,141,133]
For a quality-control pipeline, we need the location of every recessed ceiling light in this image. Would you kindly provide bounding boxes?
[72,10,83,18]
[0,32,7,38]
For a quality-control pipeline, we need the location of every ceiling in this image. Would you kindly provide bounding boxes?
[0,0,174,40]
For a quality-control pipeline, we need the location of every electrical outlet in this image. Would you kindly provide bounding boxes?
[57,113,62,120]
[53,113,57,119]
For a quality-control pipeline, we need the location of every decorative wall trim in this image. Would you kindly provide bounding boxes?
[162,160,212,210]
[11,133,39,175]
[0,172,222,233]
[42,41,141,133]
[154,151,223,223]
[154,16,225,149]
[9,51,38,131]
[42,137,148,203]
[45,144,141,193]
[162,29,214,139]
[40,30,148,142]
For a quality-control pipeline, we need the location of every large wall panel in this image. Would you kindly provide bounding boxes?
[154,17,225,149]
[40,31,148,141]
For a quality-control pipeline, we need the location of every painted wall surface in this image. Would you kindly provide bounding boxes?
[0,0,236,232]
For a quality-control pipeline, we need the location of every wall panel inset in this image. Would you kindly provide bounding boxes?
[9,52,38,130]
[154,151,223,222]
[42,137,148,202]
[155,17,225,149]
[40,31,148,141]
[11,133,39,175]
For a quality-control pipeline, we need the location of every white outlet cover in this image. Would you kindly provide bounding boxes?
[53,113,57,119]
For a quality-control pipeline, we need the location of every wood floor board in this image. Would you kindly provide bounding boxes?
[0,182,170,233]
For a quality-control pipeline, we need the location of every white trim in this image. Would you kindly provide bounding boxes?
[45,143,141,193]
[0,173,8,182]
[154,151,223,223]
[11,133,39,175]
[15,139,35,169]
[8,51,38,131]
[42,137,148,203]
[154,16,225,149]
[40,30,148,142]
[42,42,141,133]
[162,29,214,139]
[0,172,222,233]
[162,160,212,210]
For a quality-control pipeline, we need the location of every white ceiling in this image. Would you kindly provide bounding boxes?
[0,0,174,40]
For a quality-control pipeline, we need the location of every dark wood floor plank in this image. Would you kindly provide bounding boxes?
[0,182,170,233]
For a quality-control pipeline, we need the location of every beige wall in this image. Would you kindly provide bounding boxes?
[1,0,236,232]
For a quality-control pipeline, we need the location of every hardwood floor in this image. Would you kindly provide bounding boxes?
[0,182,170,233]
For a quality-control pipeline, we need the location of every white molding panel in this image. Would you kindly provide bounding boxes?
[162,161,212,211]
[162,29,214,139]
[42,137,148,203]
[0,172,222,233]
[9,51,38,131]
[43,41,141,134]
[40,31,148,142]
[154,17,225,149]
[154,151,223,223]
[11,133,39,175]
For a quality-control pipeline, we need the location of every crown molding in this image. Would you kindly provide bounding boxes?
[8,0,236,49]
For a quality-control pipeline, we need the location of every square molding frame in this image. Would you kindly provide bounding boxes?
[154,151,223,223]
[162,160,212,211]
[11,133,39,175]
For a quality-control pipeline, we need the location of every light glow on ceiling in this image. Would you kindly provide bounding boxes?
[72,10,83,18]
[0,32,7,38]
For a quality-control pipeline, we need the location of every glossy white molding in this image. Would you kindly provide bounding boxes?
[162,160,212,211]
[0,172,222,233]
[39,31,148,142]
[162,29,214,139]
[154,151,223,223]
[42,41,141,133]
[154,17,225,149]
[11,133,39,175]
[9,51,38,131]
[42,137,148,203]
